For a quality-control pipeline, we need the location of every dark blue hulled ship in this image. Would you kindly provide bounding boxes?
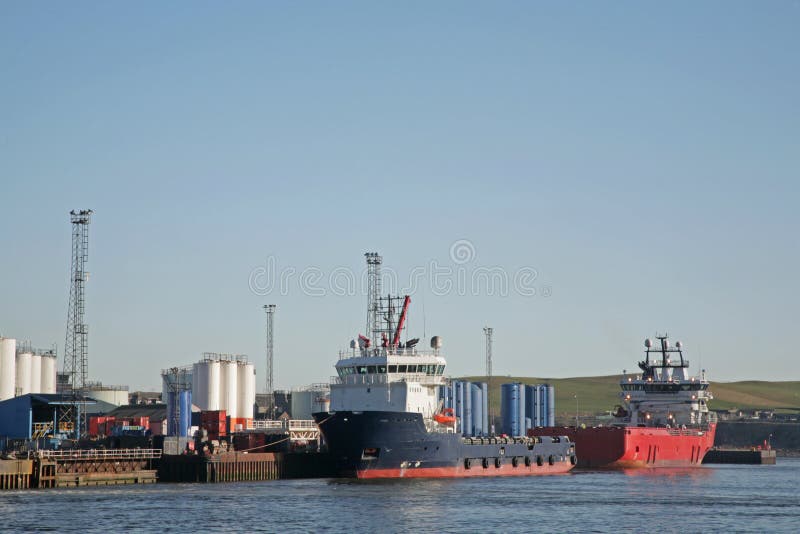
[313,254,574,479]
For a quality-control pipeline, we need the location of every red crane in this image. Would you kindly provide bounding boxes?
[392,296,411,348]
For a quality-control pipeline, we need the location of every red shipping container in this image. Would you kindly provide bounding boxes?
[89,416,102,437]
[201,410,227,437]
[132,416,149,428]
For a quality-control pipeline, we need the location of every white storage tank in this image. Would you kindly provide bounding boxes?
[0,338,16,401]
[218,361,228,413]
[15,351,32,396]
[85,385,129,406]
[207,359,221,411]
[40,354,57,393]
[191,362,205,409]
[30,354,42,393]
[237,362,255,420]
[193,359,221,412]
[247,364,256,418]
[222,361,238,418]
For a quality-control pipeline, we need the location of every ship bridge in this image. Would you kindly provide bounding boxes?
[329,342,447,417]
[334,347,446,385]
[616,336,715,428]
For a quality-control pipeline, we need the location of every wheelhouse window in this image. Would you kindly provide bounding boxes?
[397,365,407,373]
[377,365,387,373]
[357,366,368,374]
[437,365,445,375]
[388,365,397,373]
[367,365,377,374]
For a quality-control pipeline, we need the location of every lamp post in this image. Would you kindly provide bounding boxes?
[574,394,579,428]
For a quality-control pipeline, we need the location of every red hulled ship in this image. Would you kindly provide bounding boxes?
[531,335,716,468]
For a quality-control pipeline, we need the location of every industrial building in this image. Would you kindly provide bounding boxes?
[103,404,168,436]
[0,394,98,441]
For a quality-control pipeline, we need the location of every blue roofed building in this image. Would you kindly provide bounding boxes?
[0,394,108,440]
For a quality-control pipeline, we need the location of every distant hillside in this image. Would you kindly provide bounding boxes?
[459,375,800,417]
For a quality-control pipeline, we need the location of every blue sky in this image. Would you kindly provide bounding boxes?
[1,1,798,390]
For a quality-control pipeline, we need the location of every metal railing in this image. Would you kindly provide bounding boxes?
[38,448,162,460]
[251,420,284,430]
[288,420,317,430]
[331,373,444,386]
[250,420,318,431]
[338,347,441,360]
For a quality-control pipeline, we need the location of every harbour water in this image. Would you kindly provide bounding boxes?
[1,459,797,533]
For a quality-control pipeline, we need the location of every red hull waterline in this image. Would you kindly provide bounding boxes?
[530,424,716,468]
[355,461,574,479]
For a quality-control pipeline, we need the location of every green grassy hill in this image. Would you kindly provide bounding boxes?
[459,375,800,417]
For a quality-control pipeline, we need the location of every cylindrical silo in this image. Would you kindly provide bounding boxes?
[218,362,228,413]
[438,385,452,409]
[454,381,464,434]
[179,390,192,437]
[547,384,555,426]
[15,351,32,396]
[451,381,458,416]
[463,380,472,437]
[538,385,546,427]
[30,354,42,393]
[207,359,220,411]
[237,362,255,420]
[517,383,526,436]
[480,382,488,436]
[453,380,461,427]
[221,361,238,418]
[536,385,543,426]
[248,365,256,417]
[192,363,202,409]
[41,354,57,393]
[470,383,483,437]
[166,391,178,436]
[524,385,535,426]
[0,338,16,400]
[501,383,520,436]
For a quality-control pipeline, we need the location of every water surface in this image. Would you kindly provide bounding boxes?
[1,459,797,532]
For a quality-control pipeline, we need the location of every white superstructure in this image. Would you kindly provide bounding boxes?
[618,336,714,427]
[330,345,446,419]
[328,291,449,430]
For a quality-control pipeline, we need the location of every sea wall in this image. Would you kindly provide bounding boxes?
[714,422,800,451]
